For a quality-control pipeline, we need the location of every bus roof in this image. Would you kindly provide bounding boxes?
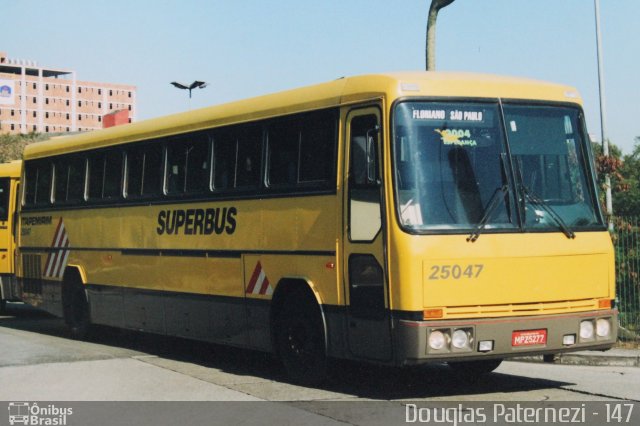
[0,160,22,177]
[23,71,582,160]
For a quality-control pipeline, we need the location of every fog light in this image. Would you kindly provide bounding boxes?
[596,318,611,337]
[428,330,447,350]
[478,340,494,352]
[562,334,576,346]
[580,320,594,340]
[451,329,469,349]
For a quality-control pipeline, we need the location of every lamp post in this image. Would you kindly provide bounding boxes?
[594,0,613,228]
[426,0,456,70]
[170,81,208,109]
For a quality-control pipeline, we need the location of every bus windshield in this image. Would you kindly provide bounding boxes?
[393,101,602,233]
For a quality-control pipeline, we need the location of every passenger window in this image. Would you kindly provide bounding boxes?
[235,126,262,188]
[126,145,163,198]
[103,151,123,199]
[213,131,236,191]
[35,162,53,205]
[166,135,211,194]
[299,111,336,184]
[267,120,299,186]
[88,154,105,200]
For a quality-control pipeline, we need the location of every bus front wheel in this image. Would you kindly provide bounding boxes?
[275,291,327,385]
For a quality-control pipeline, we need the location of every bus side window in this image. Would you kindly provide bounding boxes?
[235,126,262,189]
[88,154,105,200]
[212,131,236,191]
[299,111,336,184]
[267,119,299,187]
[103,150,123,200]
[35,162,53,205]
[185,136,211,193]
[0,178,9,221]
[166,139,187,194]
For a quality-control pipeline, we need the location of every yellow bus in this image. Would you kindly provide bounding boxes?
[16,72,617,383]
[0,160,21,314]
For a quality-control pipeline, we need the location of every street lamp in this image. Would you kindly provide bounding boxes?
[594,0,613,228]
[426,0,456,70]
[170,80,208,99]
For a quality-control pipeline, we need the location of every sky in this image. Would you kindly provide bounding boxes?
[2,0,639,153]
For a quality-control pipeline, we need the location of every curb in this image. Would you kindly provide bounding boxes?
[511,350,640,368]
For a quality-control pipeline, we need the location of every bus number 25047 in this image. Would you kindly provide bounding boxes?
[428,264,484,280]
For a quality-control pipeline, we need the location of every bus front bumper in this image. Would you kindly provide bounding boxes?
[394,309,618,365]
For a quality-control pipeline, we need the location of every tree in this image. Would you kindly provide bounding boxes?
[0,132,48,163]
[613,137,640,217]
[426,0,456,70]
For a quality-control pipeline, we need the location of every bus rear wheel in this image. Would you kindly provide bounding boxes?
[0,299,6,315]
[275,292,327,385]
[448,359,503,381]
[62,272,91,340]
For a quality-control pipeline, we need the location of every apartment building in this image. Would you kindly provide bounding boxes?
[0,51,136,134]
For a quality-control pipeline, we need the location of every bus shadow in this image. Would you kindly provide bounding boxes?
[0,303,573,399]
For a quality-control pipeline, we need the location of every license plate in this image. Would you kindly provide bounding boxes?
[512,329,547,346]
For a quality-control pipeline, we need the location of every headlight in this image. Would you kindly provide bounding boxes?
[596,318,611,337]
[451,329,469,349]
[580,320,594,340]
[428,330,447,350]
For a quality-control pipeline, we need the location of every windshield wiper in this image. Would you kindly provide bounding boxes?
[521,187,576,239]
[467,185,509,242]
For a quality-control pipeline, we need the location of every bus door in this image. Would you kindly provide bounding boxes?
[342,107,392,361]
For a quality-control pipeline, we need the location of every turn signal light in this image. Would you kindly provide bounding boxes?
[423,308,443,319]
[598,299,611,309]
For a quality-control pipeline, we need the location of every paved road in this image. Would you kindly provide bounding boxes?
[1,303,639,424]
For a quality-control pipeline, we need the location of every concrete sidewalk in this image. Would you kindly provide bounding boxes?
[513,347,640,367]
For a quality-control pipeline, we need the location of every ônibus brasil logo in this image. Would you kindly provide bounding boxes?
[7,402,73,426]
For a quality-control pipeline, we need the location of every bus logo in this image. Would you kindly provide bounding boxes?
[44,217,71,280]
[8,402,29,425]
[246,261,273,296]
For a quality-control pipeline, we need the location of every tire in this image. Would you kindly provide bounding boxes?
[275,292,327,385]
[0,298,6,315]
[62,272,91,340]
[448,358,503,382]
